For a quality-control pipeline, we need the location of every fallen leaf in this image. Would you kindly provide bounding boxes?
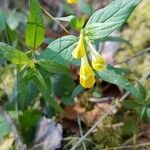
[33,117,63,150]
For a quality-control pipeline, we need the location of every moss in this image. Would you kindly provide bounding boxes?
[91,117,122,149]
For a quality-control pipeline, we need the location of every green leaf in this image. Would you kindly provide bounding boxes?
[34,70,47,90]
[56,15,84,30]
[139,107,147,120]
[100,36,132,46]
[25,0,45,49]
[85,0,140,40]
[38,59,70,76]
[61,96,74,106]
[70,85,85,99]
[97,68,142,100]
[19,110,41,144]
[39,35,78,64]
[60,85,84,106]
[56,15,77,24]
[0,10,6,32]
[6,50,34,68]
[5,25,16,44]
[56,15,76,21]
[0,42,34,67]
[17,79,37,109]
[146,108,150,120]
[86,0,140,25]
[51,74,76,97]
[22,69,35,81]
[33,75,63,112]
[122,100,143,109]
[85,22,123,40]
[0,42,14,52]
[107,64,130,75]
[137,81,146,100]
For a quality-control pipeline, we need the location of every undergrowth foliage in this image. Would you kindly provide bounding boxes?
[1,0,148,137]
[0,0,143,111]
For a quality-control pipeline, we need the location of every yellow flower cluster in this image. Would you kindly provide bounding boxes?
[72,31,106,88]
[67,0,77,4]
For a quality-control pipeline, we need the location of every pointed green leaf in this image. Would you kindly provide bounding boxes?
[0,10,6,32]
[39,35,78,64]
[25,0,45,49]
[97,68,142,100]
[0,42,34,67]
[86,0,140,25]
[85,22,123,40]
[51,74,75,97]
[56,15,77,23]
[34,70,47,90]
[56,15,85,30]
[38,59,70,76]
[137,81,146,100]
[33,75,63,112]
[100,36,132,46]
[0,42,14,52]
[123,100,143,109]
[85,0,140,40]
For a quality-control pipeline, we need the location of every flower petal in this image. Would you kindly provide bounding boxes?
[92,53,106,70]
[88,42,106,71]
[80,56,95,88]
[67,0,77,4]
[72,31,85,59]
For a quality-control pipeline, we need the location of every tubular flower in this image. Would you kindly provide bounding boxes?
[67,0,77,4]
[88,42,106,71]
[72,31,85,59]
[80,55,95,88]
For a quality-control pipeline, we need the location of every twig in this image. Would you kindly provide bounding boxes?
[71,104,117,150]
[70,72,150,150]
[52,2,64,31]
[89,97,114,103]
[115,47,150,65]
[41,7,70,35]
[0,106,26,150]
[77,115,87,150]
[102,142,150,150]
[63,137,94,143]
[123,130,150,146]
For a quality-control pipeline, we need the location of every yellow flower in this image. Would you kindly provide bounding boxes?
[88,42,106,71]
[72,31,85,59]
[80,55,95,88]
[67,0,77,4]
